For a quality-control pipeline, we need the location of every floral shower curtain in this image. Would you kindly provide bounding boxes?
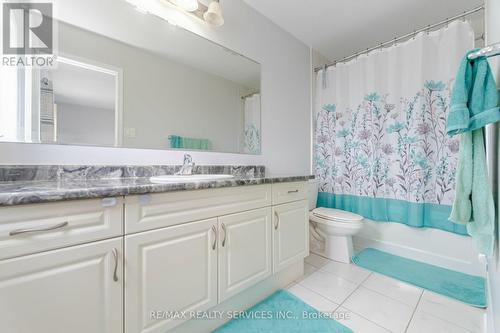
[314,21,474,235]
[243,93,261,154]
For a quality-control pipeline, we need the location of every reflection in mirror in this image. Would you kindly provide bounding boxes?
[0,0,261,154]
[45,57,121,146]
[0,54,121,147]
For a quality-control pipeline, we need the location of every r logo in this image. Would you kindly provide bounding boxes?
[3,2,53,55]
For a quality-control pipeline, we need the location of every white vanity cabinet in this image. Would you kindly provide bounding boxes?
[272,200,309,273]
[271,182,309,273]
[124,207,274,333]
[0,237,123,333]
[124,185,272,234]
[0,197,123,260]
[0,180,310,333]
[124,218,218,333]
[218,207,272,302]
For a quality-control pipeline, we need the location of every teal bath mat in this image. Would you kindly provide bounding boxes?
[213,289,352,333]
[352,248,486,307]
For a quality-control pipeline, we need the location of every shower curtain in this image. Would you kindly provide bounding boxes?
[243,93,261,154]
[314,21,474,235]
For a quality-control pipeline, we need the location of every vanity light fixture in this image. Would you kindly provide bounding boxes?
[203,0,224,26]
[165,0,224,26]
[168,0,199,12]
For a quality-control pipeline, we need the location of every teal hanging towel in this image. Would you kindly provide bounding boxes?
[447,49,500,257]
[446,49,500,135]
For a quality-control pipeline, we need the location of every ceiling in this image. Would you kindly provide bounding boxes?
[243,0,484,60]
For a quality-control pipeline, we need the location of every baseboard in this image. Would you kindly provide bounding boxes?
[171,260,304,333]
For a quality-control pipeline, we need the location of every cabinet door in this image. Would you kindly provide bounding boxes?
[218,208,272,302]
[0,238,123,333]
[125,218,218,333]
[273,200,309,273]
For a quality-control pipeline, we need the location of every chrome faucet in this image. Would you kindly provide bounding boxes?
[176,154,195,175]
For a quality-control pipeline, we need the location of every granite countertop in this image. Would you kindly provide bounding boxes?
[0,174,314,206]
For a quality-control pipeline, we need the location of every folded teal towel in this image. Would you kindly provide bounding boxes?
[182,137,211,150]
[447,50,498,257]
[169,135,211,150]
[169,135,182,149]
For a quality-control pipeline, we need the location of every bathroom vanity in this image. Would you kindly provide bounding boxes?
[0,167,311,333]
[0,0,309,330]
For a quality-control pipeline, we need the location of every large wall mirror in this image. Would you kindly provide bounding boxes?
[0,0,261,154]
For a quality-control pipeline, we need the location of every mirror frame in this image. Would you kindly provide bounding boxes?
[54,54,124,147]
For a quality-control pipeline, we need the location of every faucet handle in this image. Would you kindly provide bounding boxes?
[175,154,195,175]
[183,154,193,164]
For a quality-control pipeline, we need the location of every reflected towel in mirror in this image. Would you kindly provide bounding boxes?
[168,135,212,150]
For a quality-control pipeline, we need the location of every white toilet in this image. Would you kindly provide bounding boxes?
[308,180,364,263]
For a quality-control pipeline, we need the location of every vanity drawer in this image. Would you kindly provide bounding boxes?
[125,184,272,233]
[272,181,308,205]
[0,197,123,260]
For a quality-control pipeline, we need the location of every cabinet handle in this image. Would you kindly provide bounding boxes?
[9,221,69,236]
[274,211,279,230]
[211,225,217,250]
[287,189,299,194]
[221,223,227,247]
[112,248,119,282]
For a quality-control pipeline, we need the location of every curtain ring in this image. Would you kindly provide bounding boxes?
[393,37,397,46]
[321,64,328,89]
[445,18,449,28]
[380,43,383,52]
[412,31,416,40]
[462,11,466,22]
[426,25,430,35]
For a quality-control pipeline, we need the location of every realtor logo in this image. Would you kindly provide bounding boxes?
[3,2,52,54]
[2,1,55,67]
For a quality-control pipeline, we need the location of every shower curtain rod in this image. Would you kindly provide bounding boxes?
[314,5,485,72]
[240,91,260,99]
[468,41,500,60]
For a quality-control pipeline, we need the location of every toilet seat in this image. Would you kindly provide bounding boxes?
[310,214,363,231]
[311,207,363,223]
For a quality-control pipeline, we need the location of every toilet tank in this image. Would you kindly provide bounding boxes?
[308,179,319,211]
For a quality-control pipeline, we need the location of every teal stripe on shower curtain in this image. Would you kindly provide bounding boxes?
[317,192,469,236]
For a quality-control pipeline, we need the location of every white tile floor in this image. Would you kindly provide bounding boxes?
[287,253,486,333]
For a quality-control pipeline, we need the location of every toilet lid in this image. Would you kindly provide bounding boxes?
[312,207,363,222]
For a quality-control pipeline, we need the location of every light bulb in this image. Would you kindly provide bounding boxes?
[203,1,224,26]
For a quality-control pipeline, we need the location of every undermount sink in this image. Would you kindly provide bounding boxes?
[150,174,235,183]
